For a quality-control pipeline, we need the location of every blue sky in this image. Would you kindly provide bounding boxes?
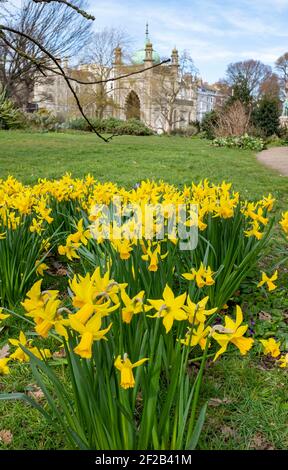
[88,0,288,82]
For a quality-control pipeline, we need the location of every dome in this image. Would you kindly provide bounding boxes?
[131,47,161,65]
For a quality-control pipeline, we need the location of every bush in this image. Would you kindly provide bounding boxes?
[171,123,200,137]
[212,134,265,151]
[24,109,59,132]
[0,88,24,129]
[251,97,280,137]
[200,110,219,139]
[66,117,153,136]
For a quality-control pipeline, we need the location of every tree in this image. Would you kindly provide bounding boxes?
[212,100,251,137]
[228,76,252,106]
[150,51,198,134]
[0,0,92,107]
[259,73,281,100]
[79,28,132,119]
[275,52,288,83]
[251,97,280,137]
[224,60,272,99]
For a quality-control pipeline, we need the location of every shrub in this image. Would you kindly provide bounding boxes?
[66,117,153,136]
[212,134,265,151]
[0,88,24,129]
[24,109,59,132]
[251,97,280,137]
[200,110,219,139]
[171,123,200,137]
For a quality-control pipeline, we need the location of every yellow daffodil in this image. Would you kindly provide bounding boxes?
[0,232,6,240]
[141,243,168,272]
[212,306,254,361]
[69,267,125,308]
[183,296,217,325]
[257,270,277,291]
[182,262,215,288]
[278,353,288,368]
[70,219,91,245]
[148,285,187,333]
[244,221,263,240]
[58,236,81,260]
[259,338,281,358]
[0,358,10,375]
[35,261,49,276]
[21,280,58,314]
[9,331,31,362]
[28,297,63,338]
[30,217,44,234]
[0,308,10,321]
[261,194,275,212]
[112,239,133,260]
[280,212,288,235]
[121,290,151,323]
[70,315,112,359]
[114,354,149,389]
[180,323,211,350]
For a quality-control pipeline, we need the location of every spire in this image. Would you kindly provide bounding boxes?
[145,22,150,44]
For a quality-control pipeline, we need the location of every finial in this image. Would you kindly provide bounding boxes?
[145,22,149,43]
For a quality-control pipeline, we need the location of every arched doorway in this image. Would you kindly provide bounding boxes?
[125,91,140,120]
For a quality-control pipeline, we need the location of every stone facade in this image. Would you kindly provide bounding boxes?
[33,32,221,131]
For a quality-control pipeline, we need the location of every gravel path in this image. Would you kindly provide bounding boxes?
[257,147,288,176]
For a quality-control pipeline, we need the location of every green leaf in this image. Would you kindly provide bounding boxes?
[186,402,208,450]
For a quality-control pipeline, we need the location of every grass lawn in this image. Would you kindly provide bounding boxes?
[1,130,288,203]
[0,130,287,450]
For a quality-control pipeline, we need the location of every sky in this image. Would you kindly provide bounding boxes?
[5,0,288,82]
[87,0,288,83]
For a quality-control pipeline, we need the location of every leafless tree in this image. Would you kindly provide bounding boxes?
[224,59,272,98]
[78,27,132,119]
[275,52,288,99]
[0,0,92,107]
[149,51,198,134]
[213,100,251,137]
[259,73,280,100]
[275,52,288,83]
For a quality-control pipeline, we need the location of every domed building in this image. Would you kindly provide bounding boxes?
[33,25,199,133]
[110,24,198,133]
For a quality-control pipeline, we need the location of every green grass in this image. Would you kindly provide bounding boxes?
[200,356,288,450]
[0,130,288,450]
[1,130,288,203]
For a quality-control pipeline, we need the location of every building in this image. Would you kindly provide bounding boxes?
[33,26,221,132]
[196,82,226,122]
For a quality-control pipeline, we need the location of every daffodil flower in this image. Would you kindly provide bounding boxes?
[21,280,58,314]
[0,308,10,321]
[0,358,10,375]
[148,285,187,333]
[180,323,211,350]
[278,353,288,368]
[35,261,49,277]
[183,296,217,325]
[70,314,112,359]
[257,270,277,291]
[280,211,288,235]
[121,290,151,324]
[259,338,280,358]
[212,306,254,361]
[182,262,215,288]
[114,354,149,389]
[141,243,168,272]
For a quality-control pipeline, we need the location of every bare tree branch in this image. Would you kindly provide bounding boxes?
[32,0,95,21]
[0,25,109,141]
